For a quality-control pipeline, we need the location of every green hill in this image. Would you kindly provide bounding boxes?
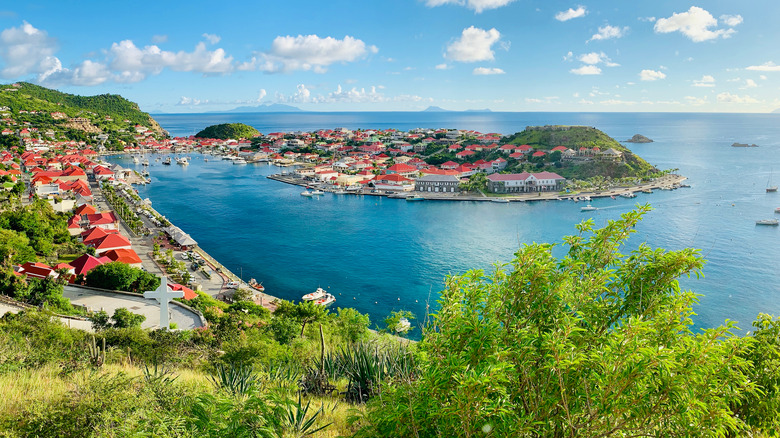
[503,125,655,179]
[0,82,164,146]
[195,123,260,139]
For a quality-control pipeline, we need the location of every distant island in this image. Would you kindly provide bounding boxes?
[195,123,259,139]
[625,134,653,143]
[421,106,492,113]
[731,142,759,148]
[225,103,303,113]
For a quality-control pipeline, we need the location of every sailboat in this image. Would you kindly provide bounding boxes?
[768,170,778,192]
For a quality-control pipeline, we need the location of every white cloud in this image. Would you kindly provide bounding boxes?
[640,69,666,81]
[570,65,601,75]
[601,99,637,105]
[435,63,449,70]
[717,92,759,104]
[760,75,767,80]
[746,62,780,72]
[178,96,205,106]
[274,83,428,105]
[720,14,743,27]
[257,89,267,101]
[424,0,516,13]
[578,52,618,66]
[654,6,738,42]
[109,40,234,82]
[692,74,715,87]
[445,26,501,62]
[525,98,543,103]
[563,51,573,61]
[0,21,59,78]
[743,79,758,88]
[638,17,656,23]
[588,25,628,42]
[202,33,221,44]
[685,96,709,105]
[41,59,112,87]
[555,6,587,22]
[241,35,377,73]
[473,67,505,75]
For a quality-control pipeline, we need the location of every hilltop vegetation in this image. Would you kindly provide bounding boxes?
[0,82,164,148]
[195,123,259,139]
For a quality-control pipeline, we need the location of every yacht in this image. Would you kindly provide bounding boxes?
[581,204,598,212]
[176,157,189,165]
[756,219,779,226]
[142,158,150,166]
[302,287,327,301]
[132,156,140,164]
[162,157,172,165]
[313,293,336,306]
[406,195,425,202]
[311,189,325,195]
[301,191,313,197]
[233,158,247,164]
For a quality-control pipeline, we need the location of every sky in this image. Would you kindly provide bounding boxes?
[1,0,779,113]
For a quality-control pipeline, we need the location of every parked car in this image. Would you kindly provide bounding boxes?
[226,281,240,289]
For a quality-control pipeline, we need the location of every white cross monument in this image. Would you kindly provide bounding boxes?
[143,276,183,330]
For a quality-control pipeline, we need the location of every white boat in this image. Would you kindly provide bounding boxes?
[406,195,425,202]
[133,156,140,164]
[581,204,598,211]
[313,293,336,306]
[311,189,325,195]
[756,219,779,226]
[620,192,636,198]
[176,157,189,165]
[491,198,510,203]
[142,158,149,166]
[301,191,313,197]
[233,158,247,164]
[162,157,171,165]
[395,317,411,332]
[334,190,348,195]
[302,287,327,301]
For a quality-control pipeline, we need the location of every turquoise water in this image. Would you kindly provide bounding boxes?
[110,112,780,334]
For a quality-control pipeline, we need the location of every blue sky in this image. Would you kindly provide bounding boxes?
[1,1,778,113]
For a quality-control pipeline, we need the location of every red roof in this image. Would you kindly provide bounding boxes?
[103,248,143,265]
[89,233,132,252]
[168,282,197,300]
[69,253,107,276]
[74,203,97,216]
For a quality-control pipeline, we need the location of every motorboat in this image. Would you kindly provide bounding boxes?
[133,156,140,164]
[313,293,336,306]
[311,189,325,195]
[756,219,779,226]
[233,158,247,164]
[334,189,348,195]
[490,198,510,203]
[301,191,313,197]
[303,287,327,301]
[581,204,598,211]
[620,192,636,198]
[142,158,149,166]
[162,157,171,165]
[406,195,425,201]
[248,278,265,292]
[176,157,189,165]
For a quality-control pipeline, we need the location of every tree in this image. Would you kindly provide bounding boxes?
[357,205,753,437]
[85,262,160,293]
[0,229,36,266]
[111,307,146,329]
[273,300,329,338]
[383,310,414,337]
[335,307,371,343]
[26,276,72,313]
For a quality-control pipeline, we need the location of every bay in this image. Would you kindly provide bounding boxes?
[110,112,780,335]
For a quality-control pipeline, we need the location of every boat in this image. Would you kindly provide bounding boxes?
[395,317,411,333]
[334,189,348,195]
[132,156,140,164]
[311,189,325,195]
[162,157,171,165]
[301,191,313,197]
[313,293,336,306]
[775,207,780,213]
[581,204,598,211]
[233,158,247,164]
[248,278,265,292]
[142,158,149,166]
[768,171,778,192]
[141,170,150,177]
[620,192,637,198]
[406,195,425,202]
[756,219,779,226]
[302,287,327,301]
[176,157,189,165]
[491,198,510,203]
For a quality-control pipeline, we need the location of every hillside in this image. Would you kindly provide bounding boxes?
[503,125,655,179]
[195,122,260,139]
[0,82,164,146]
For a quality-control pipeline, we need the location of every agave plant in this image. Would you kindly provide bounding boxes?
[210,362,258,396]
[339,342,386,404]
[276,394,332,438]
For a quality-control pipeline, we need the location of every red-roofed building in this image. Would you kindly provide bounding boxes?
[88,233,132,255]
[15,262,58,280]
[486,172,565,193]
[168,282,197,300]
[385,163,419,178]
[69,253,108,276]
[102,248,143,268]
[440,161,459,170]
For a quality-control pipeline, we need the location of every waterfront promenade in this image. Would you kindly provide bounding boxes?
[267,173,688,202]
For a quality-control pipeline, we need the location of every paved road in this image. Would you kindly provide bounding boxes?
[63,285,203,330]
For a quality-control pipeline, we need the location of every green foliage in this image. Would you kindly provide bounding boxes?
[84,261,160,293]
[382,310,414,336]
[734,313,780,433]
[0,199,70,256]
[25,276,72,313]
[195,123,260,139]
[108,307,146,329]
[210,362,259,396]
[334,307,371,343]
[0,309,87,369]
[274,300,329,338]
[278,395,333,437]
[357,206,753,437]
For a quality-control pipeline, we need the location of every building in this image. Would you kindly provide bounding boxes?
[486,172,566,193]
[414,174,461,193]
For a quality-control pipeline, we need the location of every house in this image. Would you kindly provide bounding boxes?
[441,161,459,170]
[372,173,414,192]
[385,163,419,178]
[87,233,132,255]
[69,253,109,276]
[102,248,143,268]
[486,172,566,193]
[414,174,461,193]
[15,262,58,280]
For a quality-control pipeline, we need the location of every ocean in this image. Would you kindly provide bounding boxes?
[108,111,780,335]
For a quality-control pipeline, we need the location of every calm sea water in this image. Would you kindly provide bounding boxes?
[111,112,780,334]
